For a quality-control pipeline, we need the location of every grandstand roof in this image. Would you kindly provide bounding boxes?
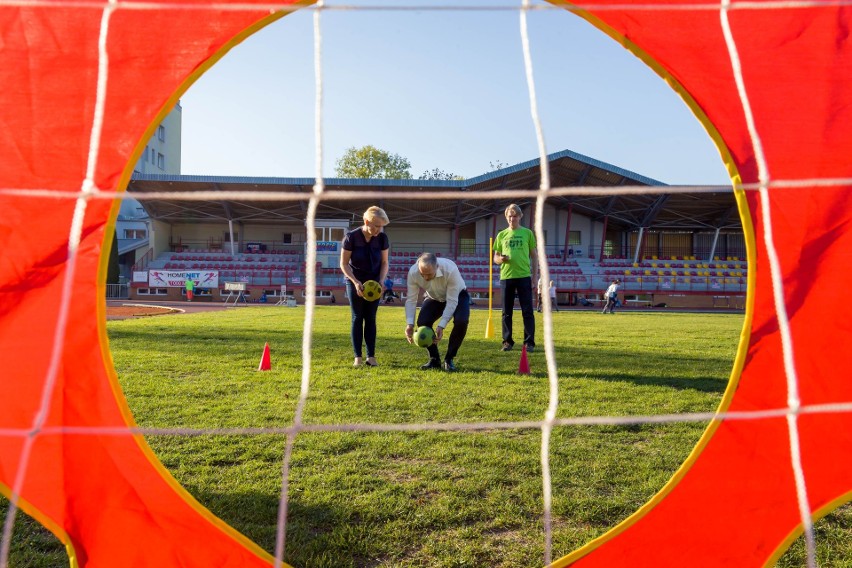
[129,149,738,232]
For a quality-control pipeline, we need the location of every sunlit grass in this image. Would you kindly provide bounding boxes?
[2,306,849,567]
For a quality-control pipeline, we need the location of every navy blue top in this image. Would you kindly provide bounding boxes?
[342,227,389,283]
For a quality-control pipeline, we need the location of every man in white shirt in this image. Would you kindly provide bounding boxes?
[404,252,470,371]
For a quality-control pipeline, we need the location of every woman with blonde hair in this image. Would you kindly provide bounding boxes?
[340,206,390,367]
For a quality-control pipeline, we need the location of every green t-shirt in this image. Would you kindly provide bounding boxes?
[493,226,536,280]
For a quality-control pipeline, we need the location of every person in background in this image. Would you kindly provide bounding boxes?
[340,206,390,367]
[536,277,543,313]
[383,275,399,304]
[404,253,470,372]
[602,278,622,314]
[184,277,195,302]
[492,203,537,352]
[549,280,559,312]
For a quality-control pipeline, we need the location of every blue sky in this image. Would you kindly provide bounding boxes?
[180,1,731,185]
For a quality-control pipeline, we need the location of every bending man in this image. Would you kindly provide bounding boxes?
[404,252,470,372]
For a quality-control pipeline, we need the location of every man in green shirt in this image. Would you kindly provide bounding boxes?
[492,203,537,352]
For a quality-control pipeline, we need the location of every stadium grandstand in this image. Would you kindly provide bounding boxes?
[127,149,743,309]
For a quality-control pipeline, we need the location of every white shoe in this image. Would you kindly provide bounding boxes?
[353,357,363,367]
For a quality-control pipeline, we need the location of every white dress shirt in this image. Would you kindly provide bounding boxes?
[405,257,466,329]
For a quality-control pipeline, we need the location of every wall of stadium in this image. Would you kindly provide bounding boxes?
[385,227,453,253]
[131,203,744,310]
[474,206,597,258]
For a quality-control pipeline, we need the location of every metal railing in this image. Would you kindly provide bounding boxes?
[106,284,130,299]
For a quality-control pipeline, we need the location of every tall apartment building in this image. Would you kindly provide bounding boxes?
[132,105,182,176]
[116,103,182,282]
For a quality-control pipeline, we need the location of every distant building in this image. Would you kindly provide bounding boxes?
[132,104,182,176]
[116,103,182,283]
[128,150,744,308]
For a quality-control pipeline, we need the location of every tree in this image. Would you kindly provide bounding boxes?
[335,145,412,179]
[107,230,120,284]
[418,168,463,181]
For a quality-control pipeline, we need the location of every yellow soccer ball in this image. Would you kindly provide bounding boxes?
[362,280,382,302]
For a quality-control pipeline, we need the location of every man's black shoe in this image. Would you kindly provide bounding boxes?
[524,344,535,353]
[420,358,442,370]
[443,359,457,372]
[501,341,514,352]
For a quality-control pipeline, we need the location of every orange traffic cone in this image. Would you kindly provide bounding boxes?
[258,342,271,371]
[518,344,530,375]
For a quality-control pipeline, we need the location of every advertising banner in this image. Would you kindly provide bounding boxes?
[148,270,219,288]
[316,241,339,252]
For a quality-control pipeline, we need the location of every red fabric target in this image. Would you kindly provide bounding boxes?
[0,2,849,567]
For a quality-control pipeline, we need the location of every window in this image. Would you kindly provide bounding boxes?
[218,288,250,297]
[157,125,165,141]
[313,226,346,241]
[143,146,148,162]
[138,288,168,295]
[459,238,476,255]
[150,148,155,162]
[186,288,211,296]
[301,290,332,298]
[123,228,147,239]
[568,231,581,245]
[157,153,165,169]
[282,233,292,244]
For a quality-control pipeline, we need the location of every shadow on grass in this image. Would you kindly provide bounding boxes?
[576,370,727,394]
[190,487,419,568]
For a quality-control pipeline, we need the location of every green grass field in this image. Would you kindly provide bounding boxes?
[2,306,850,567]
